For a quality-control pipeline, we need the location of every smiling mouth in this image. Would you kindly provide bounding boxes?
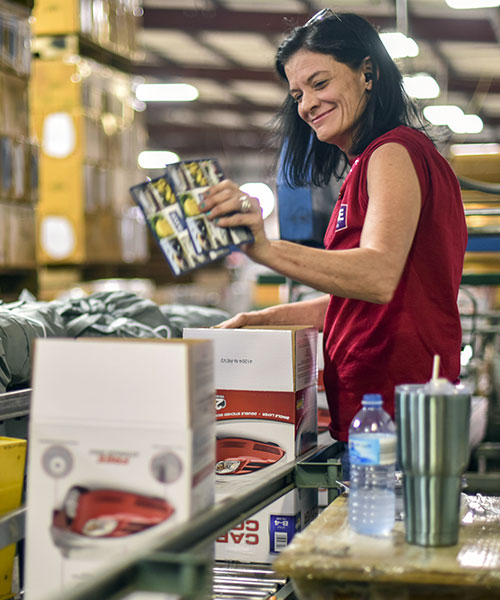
[311,108,334,125]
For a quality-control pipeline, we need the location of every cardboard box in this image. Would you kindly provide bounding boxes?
[215,488,318,564]
[25,338,216,600]
[6,204,36,268]
[183,326,318,478]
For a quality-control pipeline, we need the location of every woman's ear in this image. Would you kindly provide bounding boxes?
[362,57,374,90]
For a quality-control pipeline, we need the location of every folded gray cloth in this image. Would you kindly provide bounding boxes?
[0,290,67,392]
[159,303,229,337]
[58,291,172,339]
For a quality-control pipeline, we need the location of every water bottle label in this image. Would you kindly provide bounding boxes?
[349,435,396,465]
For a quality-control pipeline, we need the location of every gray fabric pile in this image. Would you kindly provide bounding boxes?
[0,289,229,393]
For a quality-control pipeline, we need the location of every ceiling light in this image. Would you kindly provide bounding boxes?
[239,182,275,219]
[138,151,180,169]
[403,74,440,99]
[135,83,199,102]
[380,32,419,59]
[446,0,500,8]
[423,105,464,125]
[450,143,500,155]
[423,105,483,134]
[451,114,483,134]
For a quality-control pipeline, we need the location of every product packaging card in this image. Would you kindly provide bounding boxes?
[130,158,253,276]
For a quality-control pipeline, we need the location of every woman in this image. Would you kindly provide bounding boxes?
[200,10,467,454]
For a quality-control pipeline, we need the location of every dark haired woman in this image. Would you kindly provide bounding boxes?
[200,11,467,465]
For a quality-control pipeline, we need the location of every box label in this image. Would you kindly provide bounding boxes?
[269,513,299,554]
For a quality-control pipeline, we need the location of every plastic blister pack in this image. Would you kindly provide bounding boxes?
[130,158,253,276]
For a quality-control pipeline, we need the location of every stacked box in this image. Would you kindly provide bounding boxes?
[25,337,216,600]
[183,326,319,562]
[30,51,147,265]
[0,2,38,268]
[215,488,318,564]
[32,0,142,59]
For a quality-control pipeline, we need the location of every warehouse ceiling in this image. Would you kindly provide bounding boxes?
[137,0,500,164]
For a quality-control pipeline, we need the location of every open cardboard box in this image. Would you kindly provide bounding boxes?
[25,337,215,599]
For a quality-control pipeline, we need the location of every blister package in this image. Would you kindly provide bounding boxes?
[130,158,253,276]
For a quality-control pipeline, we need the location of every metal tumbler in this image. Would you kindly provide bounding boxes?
[395,383,471,546]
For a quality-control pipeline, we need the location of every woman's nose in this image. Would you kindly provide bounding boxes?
[299,90,318,116]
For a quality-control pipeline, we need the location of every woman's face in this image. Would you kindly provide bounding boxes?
[285,49,370,155]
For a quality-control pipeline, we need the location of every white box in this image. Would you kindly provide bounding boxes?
[25,338,216,600]
[183,327,318,477]
[215,487,318,564]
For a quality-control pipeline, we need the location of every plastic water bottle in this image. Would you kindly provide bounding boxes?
[348,393,396,536]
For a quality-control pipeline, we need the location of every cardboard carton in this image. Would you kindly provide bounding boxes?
[183,326,318,480]
[25,338,216,600]
[215,487,318,564]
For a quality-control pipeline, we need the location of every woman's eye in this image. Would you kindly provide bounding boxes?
[291,94,302,103]
[313,80,327,89]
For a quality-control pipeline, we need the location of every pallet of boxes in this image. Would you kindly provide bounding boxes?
[30,0,147,288]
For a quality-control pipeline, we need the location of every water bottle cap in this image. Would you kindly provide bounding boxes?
[361,393,383,406]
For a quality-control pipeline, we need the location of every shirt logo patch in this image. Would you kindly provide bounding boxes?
[335,203,348,231]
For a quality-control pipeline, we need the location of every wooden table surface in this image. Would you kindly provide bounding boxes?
[273,494,500,599]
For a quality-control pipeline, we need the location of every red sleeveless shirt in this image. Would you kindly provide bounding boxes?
[323,126,467,442]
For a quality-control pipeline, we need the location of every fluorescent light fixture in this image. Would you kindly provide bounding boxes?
[450,143,500,155]
[138,150,180,169]
[446,0,500,8]
[135,83,199,102]
[239,182,275,219]
[403,74,440,99]
[451,113,483,134]
[423,105,464,125]
[380,32,419,59]
[423,105,483,134]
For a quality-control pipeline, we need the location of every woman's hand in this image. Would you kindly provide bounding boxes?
[201,179,271,264]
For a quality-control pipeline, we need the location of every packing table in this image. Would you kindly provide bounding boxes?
[273,493,500,599]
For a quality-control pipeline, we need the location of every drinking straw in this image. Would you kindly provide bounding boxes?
[431,354,440,382]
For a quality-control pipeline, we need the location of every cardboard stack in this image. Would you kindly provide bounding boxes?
[183,326,319,563]
[25,337,215,599]
[0,1,38,269]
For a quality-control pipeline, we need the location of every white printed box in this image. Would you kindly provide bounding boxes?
[215,487,318,564]
[183,326,318,482]
[25,338,216,600]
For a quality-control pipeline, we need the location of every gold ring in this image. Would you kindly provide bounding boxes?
[239,195,251,213]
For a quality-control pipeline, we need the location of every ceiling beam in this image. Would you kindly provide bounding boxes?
[135,62,500,100]
[146,124,277,153]
[142,8,498,43]
[145,99,279,118]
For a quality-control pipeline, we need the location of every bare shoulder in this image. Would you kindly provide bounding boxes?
[368,142,415,169]
[367,142,419,190]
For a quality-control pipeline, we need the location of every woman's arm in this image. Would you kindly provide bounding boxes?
[217,294,329,330]
[203,142,422,304]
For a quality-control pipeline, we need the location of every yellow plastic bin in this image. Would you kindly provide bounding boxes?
[0,437,27,600]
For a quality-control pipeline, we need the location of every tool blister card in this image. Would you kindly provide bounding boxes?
[130,158,253,276]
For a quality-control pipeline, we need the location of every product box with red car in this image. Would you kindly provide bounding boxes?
[215,487,318,564]
[24,337,216,600]
[183,326,318,477]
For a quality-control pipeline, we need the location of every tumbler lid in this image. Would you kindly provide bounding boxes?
[362,393,383,406]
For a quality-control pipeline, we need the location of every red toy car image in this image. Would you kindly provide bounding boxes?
[216,437,286,475]
[52,486,174,539]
